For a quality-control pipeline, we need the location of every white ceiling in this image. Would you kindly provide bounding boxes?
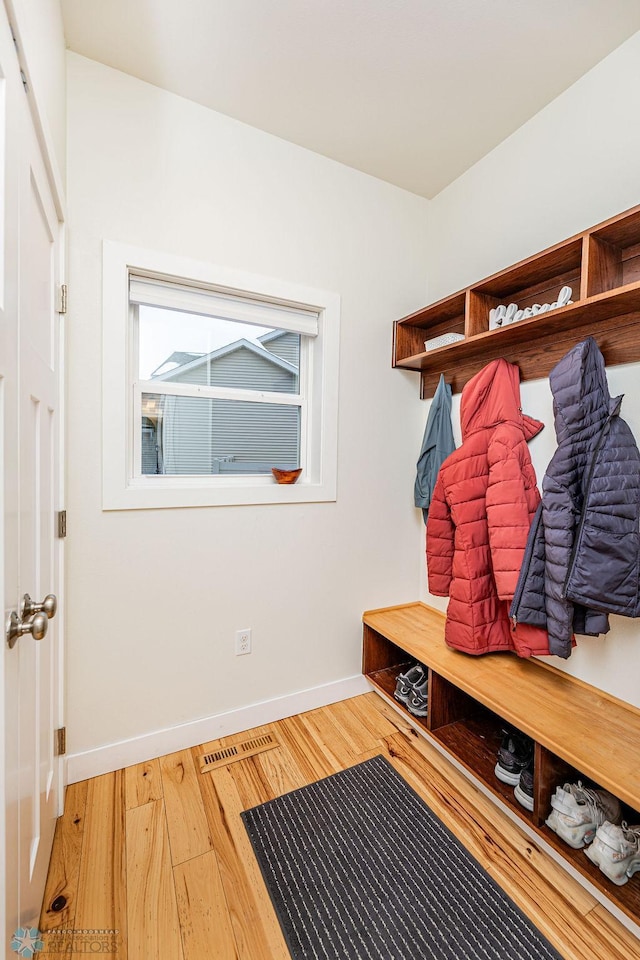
[61,0,640,198]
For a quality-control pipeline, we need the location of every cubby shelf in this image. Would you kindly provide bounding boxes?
[363,602,640,926]
[394,203,640,397]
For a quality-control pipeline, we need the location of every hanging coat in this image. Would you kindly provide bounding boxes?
[414,373,456,522]
[510,337,640,658]
[427,359,549,657]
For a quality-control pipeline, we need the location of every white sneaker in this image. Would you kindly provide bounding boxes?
[545,782,622,849]
[585,821,640,885]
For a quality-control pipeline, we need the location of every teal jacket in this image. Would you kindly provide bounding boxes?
[414,373,455,523]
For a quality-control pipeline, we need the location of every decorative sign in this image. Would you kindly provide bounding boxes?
[489,286,573,330]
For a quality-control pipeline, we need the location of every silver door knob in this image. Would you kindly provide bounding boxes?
[22,592,57,619]
[6,610,48,649]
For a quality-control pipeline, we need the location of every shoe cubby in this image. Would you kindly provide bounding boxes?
[363,602,640,927]
[362,622,429,732]
[431,679,537,823]
[537,757,640,917]
[392,202,640,398]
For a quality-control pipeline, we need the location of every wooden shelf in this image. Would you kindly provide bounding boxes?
[363,601,640,925]
[394,203,640,397]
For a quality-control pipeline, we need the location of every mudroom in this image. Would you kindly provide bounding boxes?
[3,2,640,959]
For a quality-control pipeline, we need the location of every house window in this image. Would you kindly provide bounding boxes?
[102,243,340,509]
[131,279,310,478]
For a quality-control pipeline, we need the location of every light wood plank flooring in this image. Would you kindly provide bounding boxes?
[39,694,640,959]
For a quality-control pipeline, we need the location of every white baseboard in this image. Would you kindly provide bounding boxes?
[65,673,370,784]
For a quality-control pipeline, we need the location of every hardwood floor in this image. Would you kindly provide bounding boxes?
[39,693,640,959]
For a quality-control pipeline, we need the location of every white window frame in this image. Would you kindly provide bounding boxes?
[102,241,340,509]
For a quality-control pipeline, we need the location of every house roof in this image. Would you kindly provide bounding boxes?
[258,330,288,346]
[150,351,205,378]
[152,338,299,381]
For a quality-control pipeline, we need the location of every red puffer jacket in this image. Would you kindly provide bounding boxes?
[427,359,550,657]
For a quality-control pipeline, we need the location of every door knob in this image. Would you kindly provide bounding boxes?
[22,593,57,619]
[6,610,48,649]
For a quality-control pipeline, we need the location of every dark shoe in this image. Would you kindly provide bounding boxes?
[393,663,426,706]
[514,759,534,811]
[495,728,533,786]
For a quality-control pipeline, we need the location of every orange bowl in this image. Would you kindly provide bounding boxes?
[271,467,302,484]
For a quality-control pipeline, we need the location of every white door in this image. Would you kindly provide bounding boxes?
[1,2,64,947]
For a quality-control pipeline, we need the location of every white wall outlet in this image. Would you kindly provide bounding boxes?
[235,628,252,656]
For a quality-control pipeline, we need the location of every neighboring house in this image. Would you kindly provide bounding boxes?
[142,330,301,475]
[150,350,205,378]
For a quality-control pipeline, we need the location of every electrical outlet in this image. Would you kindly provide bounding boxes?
[235,628,252,656]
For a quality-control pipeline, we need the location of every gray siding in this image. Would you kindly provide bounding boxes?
[161,396,211,474]
[143,339,301,476]
[169,345,297,393]
[159,396,299,475]
[261,332,300,367]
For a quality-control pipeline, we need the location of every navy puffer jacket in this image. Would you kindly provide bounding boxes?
[510,338,640,658]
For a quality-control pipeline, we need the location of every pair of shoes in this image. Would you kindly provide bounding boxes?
[393,663,428,717]
[585,821,640,885]
[495,728,533,786]
[545,781,622,849]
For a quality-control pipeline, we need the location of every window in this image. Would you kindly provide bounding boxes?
[102,243,340,509]
[131,279,310,479]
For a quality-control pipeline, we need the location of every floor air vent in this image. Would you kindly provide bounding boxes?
[198,733,278,772]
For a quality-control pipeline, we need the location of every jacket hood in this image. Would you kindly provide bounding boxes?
[460,358,543,441]
[549,337,617,442]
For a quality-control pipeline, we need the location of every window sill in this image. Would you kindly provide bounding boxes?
[103,475,336,510]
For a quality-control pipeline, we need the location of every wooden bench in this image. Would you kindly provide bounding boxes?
[363,601,640,928]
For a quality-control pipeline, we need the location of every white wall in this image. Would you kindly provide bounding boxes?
[65,54,429,759]
[423,30,640,706]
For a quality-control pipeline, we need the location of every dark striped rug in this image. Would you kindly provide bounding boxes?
[241,754,562,960]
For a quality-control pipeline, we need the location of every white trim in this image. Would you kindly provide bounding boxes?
[66,673,369,783]
[135,379,304,405]
[102,241,340,510]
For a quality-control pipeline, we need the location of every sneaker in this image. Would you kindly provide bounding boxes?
[494,729,534,786]
[406,679,428,717]
[393,663,426,707]
[585,821,640,885]
[514,760,534,812]
[545,781,622,849]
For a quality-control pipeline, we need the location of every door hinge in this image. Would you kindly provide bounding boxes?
[54,727,66,757]
[58,284,67,315]
[57,510,67,538]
